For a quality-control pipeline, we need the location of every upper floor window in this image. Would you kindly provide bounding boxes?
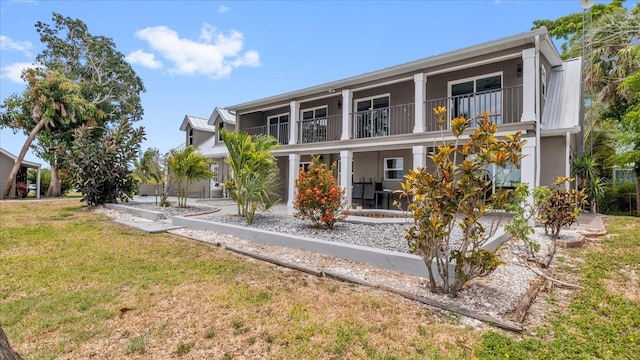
[541,65,547,100]
[384,157,404,181]
[188,128,194,145]
[268,113,289,144]
[218,122,224,142]
[300,106,328,143]
[354,94,390,138]
[449,73,503,124]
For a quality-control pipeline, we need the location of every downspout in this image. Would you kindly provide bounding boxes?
[534,35,541,188]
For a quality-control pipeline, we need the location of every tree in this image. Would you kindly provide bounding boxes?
[166,146,214,208]
[133,147,164,184]
[23,13,145,197]
[399,109,525,297]
[68,118,145,206]
[0,323,23,360]
[220,129,280,224]
[0,69,94,199]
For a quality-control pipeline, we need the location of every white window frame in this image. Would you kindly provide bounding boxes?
[217,122,224,142]
[447,71,503,124]
[211,161,219,183]
[354,93,391,138]
[383,157,404,181]
[300,105,328,120]
[188,128,194,146]
[267,112,289,142]
[299,161,312,173]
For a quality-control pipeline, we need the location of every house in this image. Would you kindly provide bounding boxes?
[0,148,42,199]
[177,108,236,197]
[225,27,582,210]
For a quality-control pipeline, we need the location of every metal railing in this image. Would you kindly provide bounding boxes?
[244,123,289,145]
[424,85,522,132]
[352,103,414,139]
[298,114,342,144]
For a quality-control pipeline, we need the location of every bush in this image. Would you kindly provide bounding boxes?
[535,177,588,239]
[599,182,637,215]
[294,156,347,229]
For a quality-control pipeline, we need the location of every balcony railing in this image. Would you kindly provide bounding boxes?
[298,114,342,144]
[352,103,414,139]
[245,123,289,145]
[424,85,522,131]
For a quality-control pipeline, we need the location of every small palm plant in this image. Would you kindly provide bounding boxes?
[166,146,214,208]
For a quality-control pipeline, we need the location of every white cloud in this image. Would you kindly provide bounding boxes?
[134,24,260,78]
[218,5,230,13]
[0,35,33,57]
[126,49,163,69]
[0,62,35,83]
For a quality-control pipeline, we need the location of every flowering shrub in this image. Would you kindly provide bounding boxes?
[294,156,347,229]
[535,176,588,239]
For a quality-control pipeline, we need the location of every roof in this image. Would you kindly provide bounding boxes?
[541,57,583,133]
[200,145,229,158]
[228,27,562,111]
[179,115,215,132]
[0,148,41,168]
[208,107,236,126]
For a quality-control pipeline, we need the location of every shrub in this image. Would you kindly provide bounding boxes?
[294,156,347,229]
[399,108,526,297]
[504,183,539,258]
[535,177,588,239]
[600,182,637,215]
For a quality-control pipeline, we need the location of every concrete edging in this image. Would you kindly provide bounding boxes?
[105,203,165,221]
[172,215,511,280]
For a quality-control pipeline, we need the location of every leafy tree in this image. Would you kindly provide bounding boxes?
[220,129,280,224]
[133,147,164,184]
[294,156,347,229]
[166,146,214,208]
[399,108,526,297]
[68,118,145,206]
[0,69,94,199]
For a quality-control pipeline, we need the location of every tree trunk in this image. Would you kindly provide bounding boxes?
[0,324,23,360]
[635,166,640,217]
[2,110,45,199]
[46,160,62,198]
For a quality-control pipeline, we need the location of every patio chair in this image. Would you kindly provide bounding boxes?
[362,183,376,209]
[352,183,364,206]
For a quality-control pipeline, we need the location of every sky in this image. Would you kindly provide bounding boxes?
[1,0,637,164]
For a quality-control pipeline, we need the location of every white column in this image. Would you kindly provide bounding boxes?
[36,167,41,199]
[287,153,300,211]
[341,89,353,140]
[340,150,353,206]
[521,48,536,122]
[289,100,299,145]
[565,132,572,190]
[413,73,426,133]
[521,137,537,223]
[412,145,427,169]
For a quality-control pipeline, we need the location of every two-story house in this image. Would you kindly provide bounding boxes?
[177,107,236,197]
[225,27,582,209]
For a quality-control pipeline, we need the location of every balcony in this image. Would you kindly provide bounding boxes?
[425,85,523,131]
[352,103,414,139]
[245,123,289,145]
[298,114,342,144]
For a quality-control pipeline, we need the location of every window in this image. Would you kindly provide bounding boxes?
[354,95,390,138]
[488,163,521,190]
[384,157,404,181]
[188,128,194,145]
[300,106,328,143]
[541,65,547,99]
[449,73,503,124]
[268,113,289,144]
[211,161,218,183]
[218,122,224,142]
[300,162,312,173]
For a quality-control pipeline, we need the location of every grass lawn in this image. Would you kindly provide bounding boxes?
[1,200,638,359]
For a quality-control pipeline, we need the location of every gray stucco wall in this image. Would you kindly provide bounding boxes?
[540,135,567,188]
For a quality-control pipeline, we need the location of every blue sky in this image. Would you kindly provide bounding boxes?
[1,0,637,163]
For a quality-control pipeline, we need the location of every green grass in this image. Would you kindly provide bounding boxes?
[476,216,640,359]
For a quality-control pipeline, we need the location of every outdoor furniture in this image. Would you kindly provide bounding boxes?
[352,183,364,206]
[362,183,376,208]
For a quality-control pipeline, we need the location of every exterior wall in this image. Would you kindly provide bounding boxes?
[276,156,288,202]
[240,112,264,129]
[352,80,414,106]
[299,96,341,117]
[539,52,553,123]
[191,128,214,149]
[540,136,566,187]
[0,152,15,197]
[353,149,412,190]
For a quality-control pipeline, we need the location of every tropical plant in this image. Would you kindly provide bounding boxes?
[0,69,95,199]
[68,118,145,206]
[399,108,526,297]
[503,183,539,259]
[535,177,588,239]
[294,156,348,229]
[220,129,281,224]
[133,147,164,184]
[166,146,214,208]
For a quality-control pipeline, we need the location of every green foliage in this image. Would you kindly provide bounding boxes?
[504,183,539,258]
[294,156,347,229]
[399,108,526,297]
[599,182,638,215]
[68,118,145,206]
[535,177,588,239]
[220,129,281,224]
[175,341,194,356]
[133,147,164,185]
[166,146,214,208]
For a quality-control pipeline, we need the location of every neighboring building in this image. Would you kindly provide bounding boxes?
[225,27,582,210]
[0,148,42,199]
[177,108,236,198]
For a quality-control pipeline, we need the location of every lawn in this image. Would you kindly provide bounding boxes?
[1,200,638,359]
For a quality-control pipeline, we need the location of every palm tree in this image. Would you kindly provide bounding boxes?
[166,146,214,208]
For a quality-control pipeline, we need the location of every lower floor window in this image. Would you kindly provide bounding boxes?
[384,157,404,180]
[489,163,521,189]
